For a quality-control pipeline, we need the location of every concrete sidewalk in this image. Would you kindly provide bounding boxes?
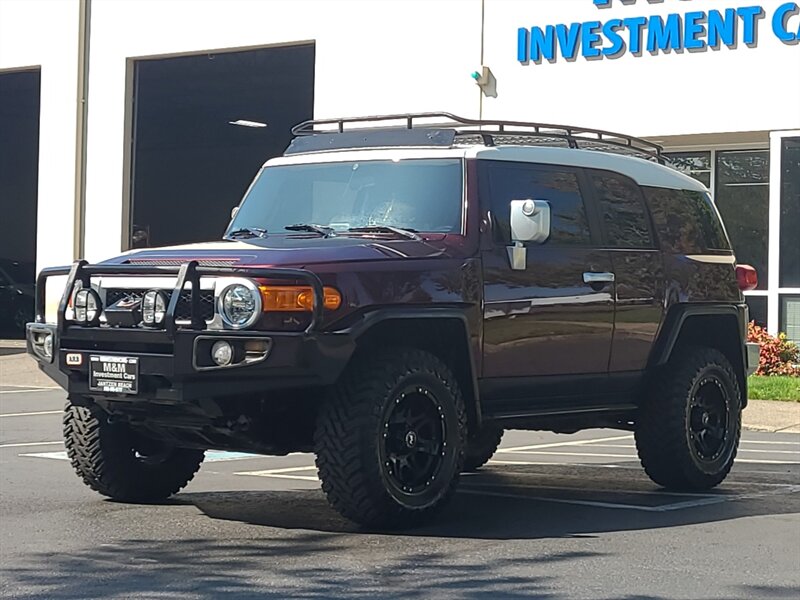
[2,340,798,433]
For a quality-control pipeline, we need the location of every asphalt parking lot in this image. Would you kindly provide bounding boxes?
[1,383,799,599]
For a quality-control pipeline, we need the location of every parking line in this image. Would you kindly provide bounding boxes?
[735,458,799,464]
[591,443,800,455]
[0,389,59,395]
[235,465,319,482]
[740,439,800,446]
[498,435,634,453]
[505,450,638,459]
[0,384,60,390]
[0,410,62,418]
[0,441,63,449]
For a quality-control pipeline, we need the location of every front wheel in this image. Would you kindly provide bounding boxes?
[635,347,741,490]
[314,349,466,529]
[64,405,205,502]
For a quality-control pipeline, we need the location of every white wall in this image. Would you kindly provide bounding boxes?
[82,0,484,261]
[4,0,799,264]
[483,0,800,137]
[0,0,79,272]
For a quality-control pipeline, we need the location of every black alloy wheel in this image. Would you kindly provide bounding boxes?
[636,346,741,490]
[315,348,466,528]
[380,384,447,499]
[688,376,731,463]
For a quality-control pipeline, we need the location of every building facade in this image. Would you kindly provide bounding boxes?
[1,0,798,338]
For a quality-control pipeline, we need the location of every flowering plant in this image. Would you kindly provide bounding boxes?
[747,322,800,377]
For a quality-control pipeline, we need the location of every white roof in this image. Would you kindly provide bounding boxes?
[266,145,707,193]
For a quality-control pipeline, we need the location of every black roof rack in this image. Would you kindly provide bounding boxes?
[288,112,666,164]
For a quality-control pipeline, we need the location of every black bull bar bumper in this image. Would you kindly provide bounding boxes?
[26,260,355,401]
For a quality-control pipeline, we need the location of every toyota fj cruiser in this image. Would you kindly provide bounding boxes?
[27,113,760,528]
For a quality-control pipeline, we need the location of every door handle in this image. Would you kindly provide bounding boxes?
[583,272,615,284]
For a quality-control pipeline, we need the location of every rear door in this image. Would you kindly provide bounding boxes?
[479,160,615,400]
[585,169,664,372]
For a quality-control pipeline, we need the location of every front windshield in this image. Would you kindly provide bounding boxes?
[227,159,463,236]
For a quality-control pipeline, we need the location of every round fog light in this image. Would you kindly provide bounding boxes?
[211,341,233,366]
[43,334,53,360]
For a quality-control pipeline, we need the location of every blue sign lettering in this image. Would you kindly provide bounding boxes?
[772,2,800,43]
[518,0,800,65]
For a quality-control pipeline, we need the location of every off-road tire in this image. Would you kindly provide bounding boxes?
[635,347,741,490]
[463,425,503,472]
[64,404,205,502]
[314,348,467,529]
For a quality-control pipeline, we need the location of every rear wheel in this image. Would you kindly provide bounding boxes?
[314,348,466,528]
[635,347,741,490]
[463,425,503,472]
[64,405,205,502]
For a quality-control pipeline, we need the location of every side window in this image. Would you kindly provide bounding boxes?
[589,171,653,249]
[483,162,592,246]
[644,187,731,253]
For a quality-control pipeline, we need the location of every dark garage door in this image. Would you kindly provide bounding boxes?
[0,69,40,337]
[129,43,315,249]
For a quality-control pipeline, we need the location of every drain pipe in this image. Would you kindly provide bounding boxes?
[73,0,91,260]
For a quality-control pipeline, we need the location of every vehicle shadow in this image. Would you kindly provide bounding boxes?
[176,462,800,541]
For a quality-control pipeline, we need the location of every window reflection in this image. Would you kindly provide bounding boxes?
[715,150,770,290]
[666,151,712,188]
[779,138,800,287]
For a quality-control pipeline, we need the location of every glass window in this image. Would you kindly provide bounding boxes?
[229,159,464,235]
[779,138,800,287]
[745,296,767,328]
[643,187,730,253]
[781,295,800,345]
[589,171,653,248]
[665,151,712,188]
[715,150,769,290]
[481,162,592,245]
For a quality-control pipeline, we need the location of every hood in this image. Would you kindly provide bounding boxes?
[106,235,459,268]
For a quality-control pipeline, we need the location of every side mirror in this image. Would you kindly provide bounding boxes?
[507,199,551,270]
[511,199,550,243]
[230,206,240,220]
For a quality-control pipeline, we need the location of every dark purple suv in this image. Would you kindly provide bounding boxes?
[27,113,760,528]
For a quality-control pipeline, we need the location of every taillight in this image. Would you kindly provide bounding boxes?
[736,264,758,291]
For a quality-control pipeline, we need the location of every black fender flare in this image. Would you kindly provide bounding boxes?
[648,303,749,405]
[344,307,483,427]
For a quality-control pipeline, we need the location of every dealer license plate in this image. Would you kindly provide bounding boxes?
[89,355,139,394]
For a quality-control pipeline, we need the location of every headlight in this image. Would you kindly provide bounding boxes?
[218,282,261,329]
[142,290,168,326]
[73,289,102,325]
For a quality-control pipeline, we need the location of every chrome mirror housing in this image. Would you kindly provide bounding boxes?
[507,199,551,270]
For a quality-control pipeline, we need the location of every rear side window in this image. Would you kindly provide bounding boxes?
[643,187,731,253]
[589,171,653,249]
[481,162,592,246]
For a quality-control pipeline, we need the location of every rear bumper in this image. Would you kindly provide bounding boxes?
[745,342,760,377]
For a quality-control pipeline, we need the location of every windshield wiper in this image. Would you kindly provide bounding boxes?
[226,227,268,239]
[346,226,421,241]
[285,223,336,238]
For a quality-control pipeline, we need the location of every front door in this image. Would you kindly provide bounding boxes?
[478,161,615,407]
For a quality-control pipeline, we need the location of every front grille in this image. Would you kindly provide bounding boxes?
[105,289,216,321]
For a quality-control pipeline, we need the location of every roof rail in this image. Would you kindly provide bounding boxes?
[289,112,666,164]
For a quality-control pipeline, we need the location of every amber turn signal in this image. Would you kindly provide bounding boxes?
[258,285,342,312]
